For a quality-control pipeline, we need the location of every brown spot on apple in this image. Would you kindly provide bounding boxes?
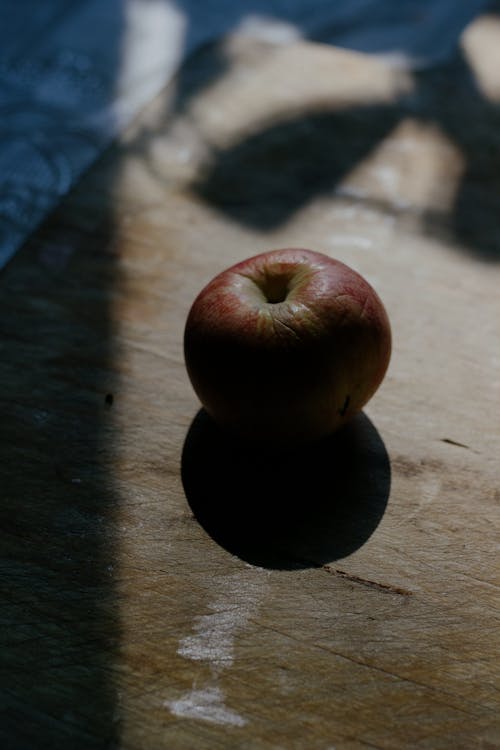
[339,395,351,417]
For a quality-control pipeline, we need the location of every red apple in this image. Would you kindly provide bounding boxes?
[184,248,391,447]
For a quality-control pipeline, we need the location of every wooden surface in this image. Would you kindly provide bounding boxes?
[1,22,500,750]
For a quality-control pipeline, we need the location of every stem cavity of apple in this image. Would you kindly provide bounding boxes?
[265,271,294,304]
[247,267,293,305]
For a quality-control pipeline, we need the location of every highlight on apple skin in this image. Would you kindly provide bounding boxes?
[184,248,391,448]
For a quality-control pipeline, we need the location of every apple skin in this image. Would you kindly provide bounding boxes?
[184,248,391,447]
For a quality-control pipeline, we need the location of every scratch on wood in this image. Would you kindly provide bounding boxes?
[324,566,413,596]
[441,437,470,450]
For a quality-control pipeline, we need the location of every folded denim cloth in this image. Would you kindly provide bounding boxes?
[0,0,490,268]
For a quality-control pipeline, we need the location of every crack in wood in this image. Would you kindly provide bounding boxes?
[323,566,413,596]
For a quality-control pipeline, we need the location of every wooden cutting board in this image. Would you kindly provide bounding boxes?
[1,23,499,750]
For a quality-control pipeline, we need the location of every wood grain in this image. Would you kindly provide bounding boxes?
[1,26,499,750]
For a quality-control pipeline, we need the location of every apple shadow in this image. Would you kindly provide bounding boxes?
[181,409,391,569]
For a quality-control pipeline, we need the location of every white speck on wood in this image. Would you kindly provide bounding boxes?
[177,573,269,670]
[165,686,247,727]
[168,572,269,728]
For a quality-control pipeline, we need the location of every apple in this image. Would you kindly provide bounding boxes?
[184,248,391,447]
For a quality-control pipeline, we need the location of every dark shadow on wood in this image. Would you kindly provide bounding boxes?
[192,104,400,231]
[414,51,500,262]
[188,43,500,261]
[0,27,125,750]
[0,212,122,750]
[182,409,391,570]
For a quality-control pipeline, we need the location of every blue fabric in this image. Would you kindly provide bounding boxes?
[0,0,492,267]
